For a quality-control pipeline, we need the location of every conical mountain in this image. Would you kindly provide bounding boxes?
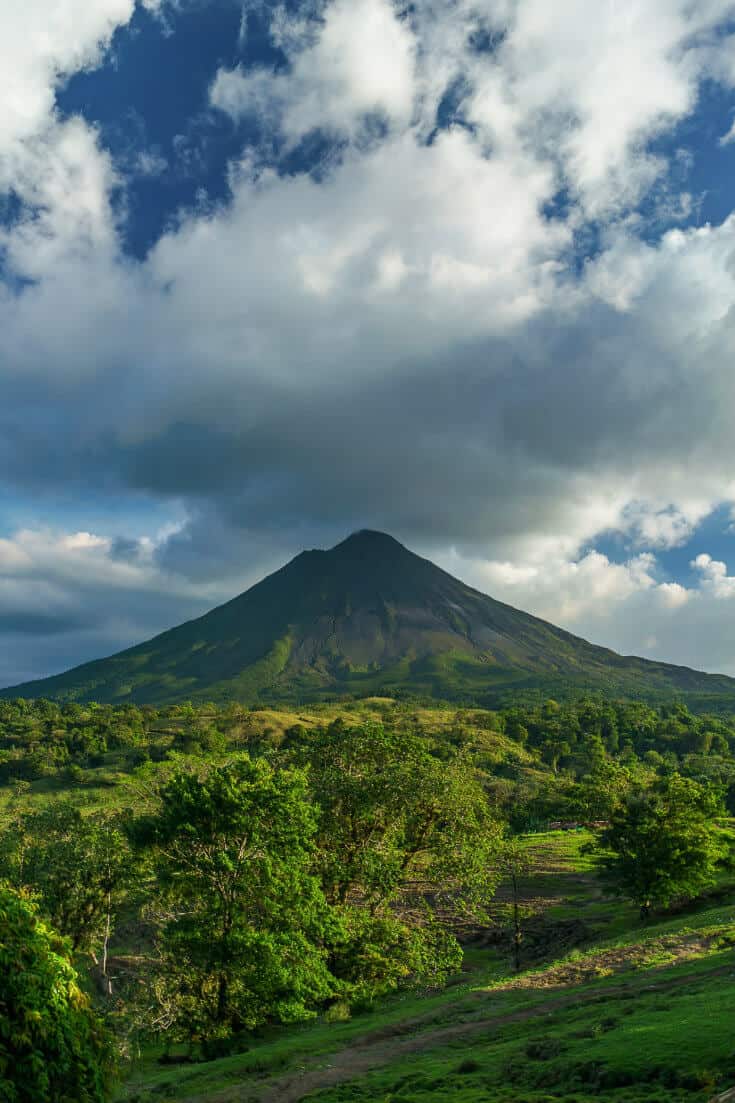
[4,530,735,706]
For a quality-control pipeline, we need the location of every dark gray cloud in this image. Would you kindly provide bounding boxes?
[0,612,87,636]
[4,284,735,572]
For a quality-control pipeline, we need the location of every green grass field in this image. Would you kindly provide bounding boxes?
[115,830,735,1103]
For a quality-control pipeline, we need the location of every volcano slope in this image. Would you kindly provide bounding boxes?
[4,530,735,707]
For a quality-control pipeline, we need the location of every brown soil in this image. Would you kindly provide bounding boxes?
[492,931,717,991]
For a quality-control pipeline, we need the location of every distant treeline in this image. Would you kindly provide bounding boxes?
[1,694,734,814]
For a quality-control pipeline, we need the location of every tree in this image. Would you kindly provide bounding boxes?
[572,758,635,821]
[597,774,726,920]
[131,756,335,1045]
[0,884,114,1103]
[499,838,533,972]
[0,802,134,971]
[540,738,571,773]
[301,722,504,908]
[294,721,504,994]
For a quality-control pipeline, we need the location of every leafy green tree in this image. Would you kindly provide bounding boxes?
[331,909,462,1000]
[294,722,504,994]
[0,802,134,965]
[503,710,529,745]
[171,722,227,755]
[0,885,114,1103]
[301,722,503,909]
[540,738,571,773]
[597,774,727,920]
[572,759,635,821]
[132,757,335,1045]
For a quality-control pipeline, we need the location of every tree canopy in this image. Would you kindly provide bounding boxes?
[0,801,133,956]
[597,773,727,919]
[0,694,733,1065]
[131,756,336,1044]
[291,721,504,994]
[0,885,114,1103]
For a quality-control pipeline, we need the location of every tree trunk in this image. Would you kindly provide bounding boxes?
[512,872,522,972]
[101,892,113,997]
[216,972,228,1024]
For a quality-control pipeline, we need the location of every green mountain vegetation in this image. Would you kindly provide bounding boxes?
[5,530,735,708]
[1,694,734,1102]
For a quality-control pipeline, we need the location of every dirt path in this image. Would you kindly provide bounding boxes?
[193,961,734,1103]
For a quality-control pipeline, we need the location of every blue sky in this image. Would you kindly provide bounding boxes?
[5,0,735,684]
[58,0,251,258]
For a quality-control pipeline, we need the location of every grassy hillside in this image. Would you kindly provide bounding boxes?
[5,531,735,708]
[117,829,735,1103]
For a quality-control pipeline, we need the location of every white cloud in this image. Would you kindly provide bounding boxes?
[622,502,710,550]
[441,547,660,624]
[2,528,155,592]
[0,0,164,273]
[657,581,691,609]
[212,0,416,141]
[465,0,735,216]
[466,0,701,215]
[213,0,735,216]
[135,149,168,177]
[0,0,139,163]
[0,525,226,686]
[438,545,735,675]
[719,116,735,144]
[0,0,147,380]
[692,552,735,597]
[2,117,120,279]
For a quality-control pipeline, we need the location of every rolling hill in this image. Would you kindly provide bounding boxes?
[3,529,735,707]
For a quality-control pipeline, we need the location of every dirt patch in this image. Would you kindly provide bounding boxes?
[492,932,718,991]
[472,916,592,966]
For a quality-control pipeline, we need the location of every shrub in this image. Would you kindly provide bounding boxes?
[455,1057,481,1074]
[324,1001,352,1023]
[525,1038,565,1061]
[0,884,114,1102]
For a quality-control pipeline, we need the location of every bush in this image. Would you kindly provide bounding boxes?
[455,1057,481,1074]
[525,1038,565,1061]
[324,1000,352,1023]
[0,884,114,1102]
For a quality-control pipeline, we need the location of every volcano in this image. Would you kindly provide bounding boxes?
[4,530,735,707]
